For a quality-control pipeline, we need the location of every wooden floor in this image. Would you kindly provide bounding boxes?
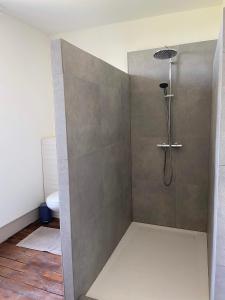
[0,219,64,299]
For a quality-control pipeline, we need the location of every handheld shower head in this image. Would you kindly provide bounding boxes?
[159,83,168,89]
[159,82,168,95]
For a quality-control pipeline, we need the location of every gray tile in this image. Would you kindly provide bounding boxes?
[219,53,225,165]
[219,134,225,166]
[70,151,104,223]
[216,230,225,267]
[102,144,124,208]
[72,212,107,297]
[130,76,167,119]
[69,144,131,297]
[57,158,70,215]
[52,73,68,160]
[132,136,167,182]
[173,87,211,140]
[128,49,170,80]
[132,178,176,226]
[216,167,225,266]
[72,197,129,297]
[208,37,223,299]
[61,39,125,88]
[222,7,225,51]
[131,92,167,138]
[121,76,131,144]
[52,41,75,300]
[175,136,210,185]
[64,74,102,158]
[215,265,225,300]
[99,62,125,89]
[100,85,123,146]
[121,145,132,219]
[103,143,132,232]
[176,183,208,231]
[61,40,103,85]
[57,158,75,300]
[176,40,215,89]
[104,199,131,253]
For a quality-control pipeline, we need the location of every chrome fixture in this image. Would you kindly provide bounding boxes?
[154,47,182,186]
[153,49,177,60]
[157,143,183,148]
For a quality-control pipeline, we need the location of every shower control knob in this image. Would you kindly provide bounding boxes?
[156,143,183,148]
[171,143,183,148]
[157,144,169,148]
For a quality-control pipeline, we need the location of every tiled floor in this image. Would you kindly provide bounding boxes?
[0,219,64,299]
[87,222,209,300]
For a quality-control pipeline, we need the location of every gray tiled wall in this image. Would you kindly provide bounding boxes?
[128,41,216,232]
[51,39,132,300]
[208,33,222,300]
[210,10,225,299]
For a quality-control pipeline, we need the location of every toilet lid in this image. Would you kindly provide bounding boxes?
[46,191,59,204]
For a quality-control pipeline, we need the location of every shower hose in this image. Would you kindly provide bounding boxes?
[163,97,173,186]
[163,147,173,186]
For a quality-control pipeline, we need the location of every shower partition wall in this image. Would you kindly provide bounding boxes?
[209,9,225,299]
[51,39,132,300]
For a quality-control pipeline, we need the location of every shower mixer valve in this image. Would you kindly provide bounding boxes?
[157,143,183,148]
[164,94,174,98]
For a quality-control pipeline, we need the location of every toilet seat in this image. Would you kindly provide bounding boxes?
[46,191,60,213]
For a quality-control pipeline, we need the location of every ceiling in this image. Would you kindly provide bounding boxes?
[0,0,222,34]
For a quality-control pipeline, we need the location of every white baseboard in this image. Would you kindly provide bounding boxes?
[0,208,39,244]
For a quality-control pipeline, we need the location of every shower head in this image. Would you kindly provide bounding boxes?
[154,48,177,60]
[159,83,168,89]
[159,82,168,95]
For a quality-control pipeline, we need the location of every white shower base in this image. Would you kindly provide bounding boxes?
[87,222,209,300]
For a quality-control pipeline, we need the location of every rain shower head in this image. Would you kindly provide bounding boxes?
[154,48,177,60]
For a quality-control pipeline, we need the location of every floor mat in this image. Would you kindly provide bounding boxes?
[17,226,61,255]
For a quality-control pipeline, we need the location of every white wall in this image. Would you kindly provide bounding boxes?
[55,6,222,72]
[0,14,54,227]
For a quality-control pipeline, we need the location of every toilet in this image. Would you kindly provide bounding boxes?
[46,191,60,217]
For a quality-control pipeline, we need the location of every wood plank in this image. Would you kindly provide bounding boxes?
[0,243,62,266]
[42,271,63,284]
[0,266,64,296]
[0,243,62,274]
[0,287,30,299]
[0,219,64,299]
[0,276,63,299]
[0,256,25,272]
[0,254,63,284]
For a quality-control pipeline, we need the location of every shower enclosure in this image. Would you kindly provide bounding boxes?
[51,36,222,300]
